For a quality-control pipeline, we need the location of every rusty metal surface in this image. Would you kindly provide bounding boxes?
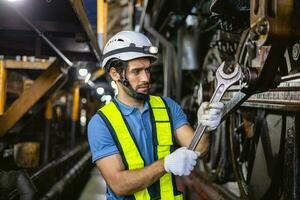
[250,0,299,39]
[13,142,40,168]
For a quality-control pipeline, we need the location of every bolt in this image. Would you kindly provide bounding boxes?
[292,43,300,61]
[257,23,268,35]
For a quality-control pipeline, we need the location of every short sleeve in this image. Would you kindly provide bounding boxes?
[87,113,119,163]
[163,97,189,130]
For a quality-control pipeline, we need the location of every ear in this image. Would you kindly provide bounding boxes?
[109,67,120,81]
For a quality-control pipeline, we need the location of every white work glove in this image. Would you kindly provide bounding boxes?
[164,147,199,176]
[198,102,224,131]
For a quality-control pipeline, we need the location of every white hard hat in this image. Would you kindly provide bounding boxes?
[101,31,158,68]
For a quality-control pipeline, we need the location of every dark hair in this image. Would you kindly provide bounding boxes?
[105,59,128,81]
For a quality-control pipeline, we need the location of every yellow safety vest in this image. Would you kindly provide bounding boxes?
[98,95,183,200]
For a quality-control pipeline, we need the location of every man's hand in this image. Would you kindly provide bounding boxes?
[198,102,224,131]
[164,147,199,176]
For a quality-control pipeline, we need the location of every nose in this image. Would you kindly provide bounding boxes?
[139,69,150,82]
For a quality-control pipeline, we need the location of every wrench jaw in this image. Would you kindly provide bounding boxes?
[212,62,243,104]
[217,62,240,80]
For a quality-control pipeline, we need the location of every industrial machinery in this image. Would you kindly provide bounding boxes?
[140,0,300,199]
[0,0,300,199]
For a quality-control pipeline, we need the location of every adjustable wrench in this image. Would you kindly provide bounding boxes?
[188,62,243,150]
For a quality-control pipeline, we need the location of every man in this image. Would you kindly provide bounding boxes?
[87,31,224,200]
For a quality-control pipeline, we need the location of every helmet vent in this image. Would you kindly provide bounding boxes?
[117,39,124,42]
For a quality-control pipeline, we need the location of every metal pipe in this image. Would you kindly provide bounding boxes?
[31,142,88,181]
[40,152,91,200]
[0,170,37,200]
[0,59,7,116]
[165,48,172,97]
[138,0,148,32]
[280,73,300,82]
[15,171,37,200]
[158,12,174,33]
[176,29,183,101]
[128,0,135,30]
[6,3,73,67]
[8,143,89,200]
[43,99,53,165]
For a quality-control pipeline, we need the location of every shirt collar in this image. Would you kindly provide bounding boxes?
[114,96,149,115]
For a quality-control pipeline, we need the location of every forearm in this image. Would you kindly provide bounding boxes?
[175,124,210,155]
[107,159,166,196]
[195,132,210,156]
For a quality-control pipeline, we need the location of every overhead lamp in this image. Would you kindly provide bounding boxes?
[78,68,88,77]
[96,87,104,95]
[81,98,87,104]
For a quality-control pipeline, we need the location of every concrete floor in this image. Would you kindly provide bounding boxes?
[79,167,107,200]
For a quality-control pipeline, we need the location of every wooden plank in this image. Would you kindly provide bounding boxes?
[0,60,7,115]
[91,68,105,81]
[5,59,55,70]
[0,61,67,137]
[71,85,80,121]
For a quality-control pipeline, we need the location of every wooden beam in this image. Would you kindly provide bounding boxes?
[71,84,80,122]
[4,59,55,70]
[97,0,105,49]
[0,61,67,137]
[0,60,7,115]
[91,68,105,81]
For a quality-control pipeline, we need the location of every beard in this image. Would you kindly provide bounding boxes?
[123,83,150,100]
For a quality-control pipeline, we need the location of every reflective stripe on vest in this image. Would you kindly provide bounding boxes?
[98,96,183,200]
[148,96,178,200]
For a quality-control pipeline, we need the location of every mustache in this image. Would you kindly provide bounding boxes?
[136,83,151,89]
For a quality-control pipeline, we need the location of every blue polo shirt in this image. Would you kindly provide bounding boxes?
[87,96,188,199]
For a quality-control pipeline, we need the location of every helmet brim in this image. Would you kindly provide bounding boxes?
[102,52,157,68]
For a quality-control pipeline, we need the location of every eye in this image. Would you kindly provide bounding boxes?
[132,69,140,75]
[145,67,151,73]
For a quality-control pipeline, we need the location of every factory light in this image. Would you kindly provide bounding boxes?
[81,98,87,104]
[6,0,22,2]
[78,68,88,77]
[96,87,104,95]
[80,109,87,127]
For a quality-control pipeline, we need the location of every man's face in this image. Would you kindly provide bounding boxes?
[125,57,151,95]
